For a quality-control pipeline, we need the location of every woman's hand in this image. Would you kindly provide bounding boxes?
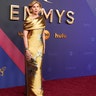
[25,50,32,61]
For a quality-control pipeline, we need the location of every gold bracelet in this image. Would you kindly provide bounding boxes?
[25,48,28,50]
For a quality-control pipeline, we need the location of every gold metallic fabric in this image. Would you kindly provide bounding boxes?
[24,16,45,96]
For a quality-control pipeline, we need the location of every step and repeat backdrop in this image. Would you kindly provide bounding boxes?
[0,0,96,88]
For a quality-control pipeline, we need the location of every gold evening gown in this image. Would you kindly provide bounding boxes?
[24,15,45,96]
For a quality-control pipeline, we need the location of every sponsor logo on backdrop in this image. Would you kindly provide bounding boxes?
[43,0,52,3]
[9,2,75,40]
[44,30,50,40]
[0,66,6,76]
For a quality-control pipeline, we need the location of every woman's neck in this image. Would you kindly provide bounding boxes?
[31,14,39,18]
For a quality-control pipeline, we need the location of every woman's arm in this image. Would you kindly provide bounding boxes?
[42,30,46,54]
[23,30,28,49]
[23,30,32,60]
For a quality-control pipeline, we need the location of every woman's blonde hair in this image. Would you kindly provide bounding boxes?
[28,0,42,9]
[28,0,42,14]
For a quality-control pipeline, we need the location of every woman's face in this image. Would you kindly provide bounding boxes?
[31,3,41,15]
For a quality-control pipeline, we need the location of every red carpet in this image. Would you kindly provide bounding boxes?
[0,76,96,96]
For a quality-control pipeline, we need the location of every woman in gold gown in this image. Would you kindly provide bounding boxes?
[23,0,46,96]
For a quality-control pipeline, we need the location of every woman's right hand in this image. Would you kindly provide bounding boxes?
[25,50,32,61]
